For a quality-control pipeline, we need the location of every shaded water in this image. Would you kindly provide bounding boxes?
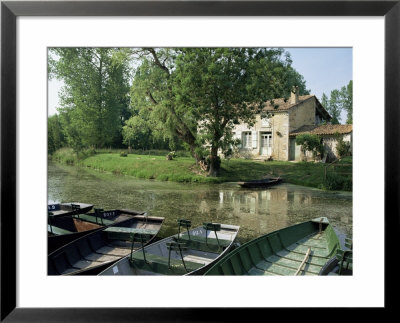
[48,161,352,244]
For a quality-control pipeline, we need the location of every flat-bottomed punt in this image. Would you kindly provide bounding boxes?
[48,209,147,254]
[204,217,340,276]
[99,220,240,276]
[48,214,164,275]
[238,177,282,189]
[48,202,93,217]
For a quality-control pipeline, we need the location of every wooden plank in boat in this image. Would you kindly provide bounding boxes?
[131,253,204,275]
[48,225,73,235]
[104,227,158,241]
[83,252,121,263]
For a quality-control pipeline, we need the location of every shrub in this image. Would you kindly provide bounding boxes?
[120,151,128,157]
[166,151,177,160]
[336,136,351,158]
[323,172,352,191]
[295,134,324,161]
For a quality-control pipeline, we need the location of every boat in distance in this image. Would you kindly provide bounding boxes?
[204,217,341,276]
[99,220,240,276]
[237,177,282,189]
[48,208,147,254]
[48,213,164,275]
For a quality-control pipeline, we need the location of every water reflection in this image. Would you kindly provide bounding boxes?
[48,162,352,244]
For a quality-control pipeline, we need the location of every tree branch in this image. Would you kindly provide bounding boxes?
[147,48,170,75]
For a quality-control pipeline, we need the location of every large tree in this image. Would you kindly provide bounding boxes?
[48,114,65,154]
[48,48,131,150]
[321,80,353,125]
[129,47,303,176]
[340,80,353,124]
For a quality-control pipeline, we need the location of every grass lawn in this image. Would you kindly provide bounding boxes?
[74,152,352,190]
[52,148,352,190]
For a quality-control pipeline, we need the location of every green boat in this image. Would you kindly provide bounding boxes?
[204,217,345,276]
[98,220,240,276]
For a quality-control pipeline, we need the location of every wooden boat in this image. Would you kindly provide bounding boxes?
[98,220,240,276]
[48,209,147,254]
[204,217,340,276]
[237,177,282,188]
[47,202,93,217]
[48,214,164,275]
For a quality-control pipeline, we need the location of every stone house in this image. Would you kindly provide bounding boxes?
[232,87,334,161]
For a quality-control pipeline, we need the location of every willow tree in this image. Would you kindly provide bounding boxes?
[48,48,131,150]
[130,47,303,176]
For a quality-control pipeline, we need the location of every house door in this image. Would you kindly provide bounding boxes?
[260,132,272,156]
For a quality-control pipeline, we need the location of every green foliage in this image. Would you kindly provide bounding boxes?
[48,114,65,155]
[341,80,353,124]
[52,147,96,165]
[166,151,177,160]
[321,80,352,125]
[49,48,131,150]
[335,133,352,158]
[120,151,128,157]
[52,148,77,165]
[323,172,352,191]
[295,134,324,159]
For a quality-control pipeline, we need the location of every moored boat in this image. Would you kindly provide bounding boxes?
[47,202,93,217]
[98,220,240,276]
[48,209,147,254]
[204,217,341,276]
[237,177,282,188]
[48,213,164,275]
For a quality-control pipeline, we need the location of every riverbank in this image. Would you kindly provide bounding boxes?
[51,148,352,191]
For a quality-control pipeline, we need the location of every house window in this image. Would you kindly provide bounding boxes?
[242,132,252,148]
[261,117,271,127]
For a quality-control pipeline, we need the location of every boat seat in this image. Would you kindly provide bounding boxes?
[104,227,158,241]
[130,252,204,275]
[74,214,114,226]
[173,235,231,253]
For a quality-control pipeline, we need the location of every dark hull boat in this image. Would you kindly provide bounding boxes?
[48,202,93,217]
[48,209,147,254]
[99,220,240,276]
[237,177,282,188]
[48,214,164,275]
[204,217,341,276]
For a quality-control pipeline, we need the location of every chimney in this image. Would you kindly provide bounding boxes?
[290,86,299,105]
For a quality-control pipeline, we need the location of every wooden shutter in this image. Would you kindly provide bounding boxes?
[252,131,257,148]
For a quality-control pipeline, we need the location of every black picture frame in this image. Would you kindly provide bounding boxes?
[1,0,398,321]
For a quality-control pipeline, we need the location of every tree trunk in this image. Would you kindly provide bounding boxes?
[208,145,219,177]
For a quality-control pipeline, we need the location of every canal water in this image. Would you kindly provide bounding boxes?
[48,161,352,245]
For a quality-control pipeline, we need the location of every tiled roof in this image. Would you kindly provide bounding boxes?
[262,95,314,111]
[289,124,353,136]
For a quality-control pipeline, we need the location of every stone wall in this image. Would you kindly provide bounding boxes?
[289,97,317,132]
[271,112,289,160]
[322,133,352,160]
